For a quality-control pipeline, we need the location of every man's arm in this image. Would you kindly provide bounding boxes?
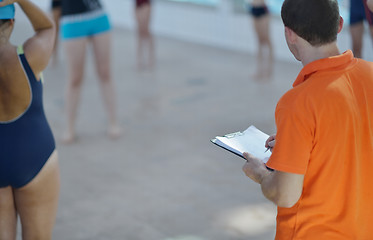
[242,152,304,208]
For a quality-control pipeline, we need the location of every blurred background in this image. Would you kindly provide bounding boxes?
[9,0,373,239]
[23,0,373,62]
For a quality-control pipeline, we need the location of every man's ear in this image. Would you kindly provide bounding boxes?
[285,26,297,44]
[337,16,344,33]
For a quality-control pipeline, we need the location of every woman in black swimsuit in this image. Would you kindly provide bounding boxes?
[0,1,60,239]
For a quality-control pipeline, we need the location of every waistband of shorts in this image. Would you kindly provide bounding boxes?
[61,9,107,24]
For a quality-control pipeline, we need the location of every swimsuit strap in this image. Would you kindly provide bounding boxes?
[16,45,46,113]
[17,45,44,83]
[17,45,24,55]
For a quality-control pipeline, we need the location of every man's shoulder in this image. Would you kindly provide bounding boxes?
[347,58,373,84]
[280,77,317,101]
[276,86,310,113]
[276,74,332,112]
[355,58,373,69]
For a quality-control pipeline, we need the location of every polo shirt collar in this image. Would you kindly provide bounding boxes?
[293,50,354,87]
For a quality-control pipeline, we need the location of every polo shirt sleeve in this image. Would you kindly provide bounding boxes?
[266,92,315,175]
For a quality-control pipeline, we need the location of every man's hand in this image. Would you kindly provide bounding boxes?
[242,152,270,184]
[242,151,304,207]
[265,134,276,152]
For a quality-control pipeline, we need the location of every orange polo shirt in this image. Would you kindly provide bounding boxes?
[266,50,373,239]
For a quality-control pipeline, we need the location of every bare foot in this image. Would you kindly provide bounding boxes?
[251,72,265,81]
[108,125,122,140]
[251,70,272,82]
[61,131,76,144]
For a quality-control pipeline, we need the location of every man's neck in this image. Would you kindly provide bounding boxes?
[300,42,341,66]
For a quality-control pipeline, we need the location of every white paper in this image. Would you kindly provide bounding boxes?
[212,125,271,163]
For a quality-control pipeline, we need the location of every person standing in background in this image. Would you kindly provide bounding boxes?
[248,0,273,80]
[0,0,60,239]
[50,0,60,65]
[52,0,121,143]
[349,0,373,58]
[242,0,373,238]
[135,0,155,71]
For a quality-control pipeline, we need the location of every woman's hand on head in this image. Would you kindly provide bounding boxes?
[0,0,17,8]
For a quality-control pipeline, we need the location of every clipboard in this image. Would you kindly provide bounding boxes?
[211,125,272,163]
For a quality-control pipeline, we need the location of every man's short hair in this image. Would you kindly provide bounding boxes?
[281,0,340,46]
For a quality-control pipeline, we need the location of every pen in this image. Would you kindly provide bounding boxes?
[264,139,275,153]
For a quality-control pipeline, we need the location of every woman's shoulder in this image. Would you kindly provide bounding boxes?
[0,45,19,68]
[0,45,28,87]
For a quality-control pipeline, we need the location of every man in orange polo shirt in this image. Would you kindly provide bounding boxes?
[242,0,373,239]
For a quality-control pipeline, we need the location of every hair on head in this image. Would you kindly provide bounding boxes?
[281,0,340,46]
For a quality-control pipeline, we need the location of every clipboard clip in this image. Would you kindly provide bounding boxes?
[224,131,244,138]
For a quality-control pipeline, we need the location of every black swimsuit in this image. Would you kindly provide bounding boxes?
[249,4,269,18]
[0,46,56,188]
[136,0,151,8]
[52,0,102,16]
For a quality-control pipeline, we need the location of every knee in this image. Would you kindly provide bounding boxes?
[258,41,268,48]
[97,68,111,83]
[68,75,84,88]
[22,229,53,240]
[138,28,149,38]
